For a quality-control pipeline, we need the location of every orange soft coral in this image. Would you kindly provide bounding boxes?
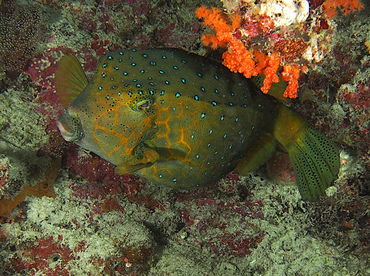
[281,65,307,98]
[261,53,281,94]
[196,6,302,98]
[195,6,239,49]
[222,39,258,78]
[196,7,259,79]
[323,0,364,18]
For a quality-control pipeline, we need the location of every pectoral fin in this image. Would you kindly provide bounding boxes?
[116,148,159,175]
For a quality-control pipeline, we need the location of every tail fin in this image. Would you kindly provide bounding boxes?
[273,105,340,201]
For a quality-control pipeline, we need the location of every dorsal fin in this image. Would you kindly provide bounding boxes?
[55,55,88,108]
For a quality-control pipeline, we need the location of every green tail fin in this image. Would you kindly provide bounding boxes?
[288,127,340,201]
[273,105,340,201]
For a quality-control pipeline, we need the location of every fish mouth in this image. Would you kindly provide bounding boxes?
[57,111,84,142]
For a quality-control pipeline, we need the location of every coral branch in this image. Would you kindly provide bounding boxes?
[261,53,281,94]
[222,39,258,78]
[281,65,307,98]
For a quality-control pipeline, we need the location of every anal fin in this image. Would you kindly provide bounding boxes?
[235,133,277,175]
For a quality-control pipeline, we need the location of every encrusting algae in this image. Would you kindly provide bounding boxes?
[0,158,61,218]
[1,0,369,274]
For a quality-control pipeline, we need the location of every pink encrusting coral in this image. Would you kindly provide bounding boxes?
[177,184,265,257]
[337,80,370,170]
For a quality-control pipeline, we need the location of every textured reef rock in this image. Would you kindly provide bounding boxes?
[0,0,369,275]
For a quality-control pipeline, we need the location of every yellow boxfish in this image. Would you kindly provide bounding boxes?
[55,49,339,201]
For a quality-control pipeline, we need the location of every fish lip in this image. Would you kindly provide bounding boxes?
[56,119,76,142]
[57,110,85,142]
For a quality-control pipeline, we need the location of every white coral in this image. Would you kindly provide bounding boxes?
[223,0,310,28]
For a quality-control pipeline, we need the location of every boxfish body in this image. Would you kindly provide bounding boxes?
[56,49,339,201]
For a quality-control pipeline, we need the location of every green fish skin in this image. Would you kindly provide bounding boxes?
[55,49,340,201]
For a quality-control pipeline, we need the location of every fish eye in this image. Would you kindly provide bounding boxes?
[135,99,151,111]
